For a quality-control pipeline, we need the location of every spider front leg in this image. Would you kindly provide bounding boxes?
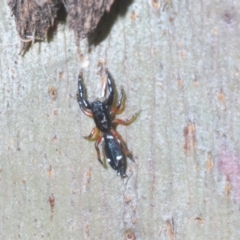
[95,134,104,165]
[77,75,93,118]
[110,89,124,115]
[105,71,115,107]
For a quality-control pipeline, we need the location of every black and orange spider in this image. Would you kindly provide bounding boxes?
[77,71,139,177]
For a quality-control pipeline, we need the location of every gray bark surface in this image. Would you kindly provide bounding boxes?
[1,0,240,239]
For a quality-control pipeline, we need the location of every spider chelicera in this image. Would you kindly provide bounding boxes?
[77,71,139,177]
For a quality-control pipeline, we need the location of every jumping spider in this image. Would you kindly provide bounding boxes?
[77,71,139,177]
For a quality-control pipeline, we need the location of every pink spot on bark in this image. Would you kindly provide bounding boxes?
[218,148,240,205]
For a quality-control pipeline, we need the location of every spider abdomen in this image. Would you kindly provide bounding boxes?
[103,133,126,177]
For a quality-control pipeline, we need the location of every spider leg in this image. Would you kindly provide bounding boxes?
[77,74,93,118]
[113,110,141,125]
[105,71,114,107]
[110,89,124,115]
[111,129,134,161]
[83,127,99,140]
[79,103,93,117]
[95,134,104,165]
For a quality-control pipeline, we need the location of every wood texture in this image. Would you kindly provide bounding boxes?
[1,0,240,239]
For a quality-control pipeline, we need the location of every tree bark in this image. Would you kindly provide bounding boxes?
[1,0,240,239]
